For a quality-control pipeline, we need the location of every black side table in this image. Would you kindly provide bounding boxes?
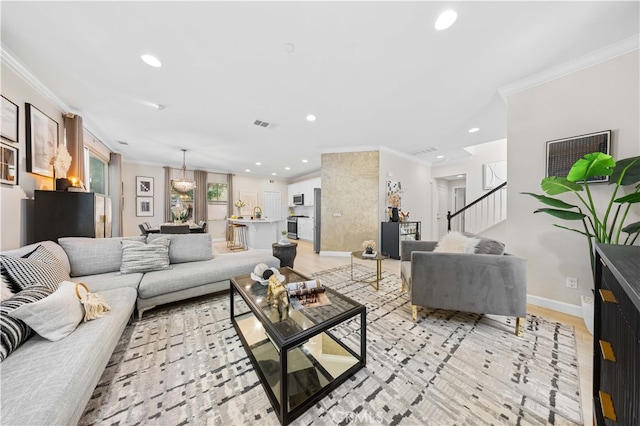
[272,242,298,268]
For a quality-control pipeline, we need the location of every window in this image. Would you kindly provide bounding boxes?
[83,147,108,194]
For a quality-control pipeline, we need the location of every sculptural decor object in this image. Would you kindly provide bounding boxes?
[266,274,289,310]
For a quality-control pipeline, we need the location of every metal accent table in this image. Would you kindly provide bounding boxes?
[350,251,389,291]
[230,267,366,425]
[272,242,298,268]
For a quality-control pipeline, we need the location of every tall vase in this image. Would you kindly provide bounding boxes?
[237,207,242,218]
[390,207,399,222]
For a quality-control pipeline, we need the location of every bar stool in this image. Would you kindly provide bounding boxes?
[228,223,248,251]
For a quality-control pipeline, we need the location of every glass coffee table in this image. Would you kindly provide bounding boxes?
[230,267,366,425]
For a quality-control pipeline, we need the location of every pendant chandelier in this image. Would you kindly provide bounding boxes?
[171,149,196,193]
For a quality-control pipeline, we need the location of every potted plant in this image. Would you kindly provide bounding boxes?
[234,200,246,218]
[523,152,640,332]
[279,229,289,245]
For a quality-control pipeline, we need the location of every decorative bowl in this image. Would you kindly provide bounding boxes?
[251,269,284,286]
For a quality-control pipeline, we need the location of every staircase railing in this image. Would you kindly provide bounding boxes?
[447,182,507,234]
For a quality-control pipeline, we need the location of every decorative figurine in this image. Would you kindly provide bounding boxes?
[266,274,289,310]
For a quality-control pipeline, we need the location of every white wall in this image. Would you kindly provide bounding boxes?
[507,50,640,309]
[0,64,64,250]
[231,174,289,220]
[379,150,432,240]
[121,162,166,237]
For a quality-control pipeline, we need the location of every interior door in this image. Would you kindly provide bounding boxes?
[437,182,448,238]
[263,191,282,219]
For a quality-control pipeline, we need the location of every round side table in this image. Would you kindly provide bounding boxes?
[272,242,298,268]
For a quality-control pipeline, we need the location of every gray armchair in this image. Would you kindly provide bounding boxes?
[400,238,527,335]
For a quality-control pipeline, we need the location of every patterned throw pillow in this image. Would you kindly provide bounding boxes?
[0,245,70,292]
[120,237,171,274]
[0,285,54,361]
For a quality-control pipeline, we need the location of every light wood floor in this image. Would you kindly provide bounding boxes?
[214,239,593,424]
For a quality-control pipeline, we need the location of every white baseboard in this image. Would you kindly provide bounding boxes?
[319,251,351,257]
[527,294,583,318]
[212,237,226,242]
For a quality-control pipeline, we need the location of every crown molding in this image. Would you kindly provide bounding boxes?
[499,35,640,99]
[1,44,71,112]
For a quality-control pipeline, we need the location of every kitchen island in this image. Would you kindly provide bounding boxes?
[229,218,286,250]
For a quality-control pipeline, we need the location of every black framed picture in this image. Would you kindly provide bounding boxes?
[546,130,611,182]
[1,95,19,143]
[26,103,58,177]
[0,141,18,185]
[136,176,154,196]
[136,197,154,217]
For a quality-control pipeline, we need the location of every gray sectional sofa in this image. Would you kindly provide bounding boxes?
[0,234,279,425]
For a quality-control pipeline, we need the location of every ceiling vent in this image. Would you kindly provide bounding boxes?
[117,140,129,146]
[253,119,277,129]
[409,147,438,156]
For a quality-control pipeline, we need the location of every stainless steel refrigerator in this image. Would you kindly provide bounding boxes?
[313,188,321,253]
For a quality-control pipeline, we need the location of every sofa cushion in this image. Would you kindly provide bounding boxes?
[1,245,70,292]
[0,241,71,275]
[8,281,84,342]
[72,271,143,292]
[138,250,280,299]
[433,231,479,253]
[58,236,146,277]
[0,285,53,361]
[474,237,506,255]
[120,237,171,274]
[0,287,137,425]
[147,233,213,264]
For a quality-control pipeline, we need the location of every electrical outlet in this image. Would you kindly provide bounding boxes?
[333,212,342,217]
[566,277,578,289]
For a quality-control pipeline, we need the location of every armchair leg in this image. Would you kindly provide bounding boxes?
[401,279,405,293]
[515,317,525,336]
[412,305,418,322]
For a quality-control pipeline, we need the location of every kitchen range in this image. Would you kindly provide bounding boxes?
[287,215,307,239]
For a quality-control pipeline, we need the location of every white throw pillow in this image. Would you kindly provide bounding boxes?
[434,231,480,253]
[7,281,84,341]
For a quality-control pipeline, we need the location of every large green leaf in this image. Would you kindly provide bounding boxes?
[566,152,615,182]
[521,192,578,209]
[622,221,640,234]
[553,224,593,237]
[610,156,640,186]
[540,177,583,195]
[534,208,586,220]
[614,192,640,204]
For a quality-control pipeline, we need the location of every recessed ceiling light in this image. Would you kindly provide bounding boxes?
[141,54,162,67]
[152,103,165,110]
[255,162,261,166]
[457,174,464,178]
[435,10,457,30]
[436,155,444,159]
[468,127,480,133]
[272,172,277,176]
[285,167,291,170]
[284,43,295,53]
[306,114,316,122]
[302,159,308,163]
[245,169,251,172]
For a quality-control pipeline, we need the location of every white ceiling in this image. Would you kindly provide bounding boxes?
[2,1,638,179]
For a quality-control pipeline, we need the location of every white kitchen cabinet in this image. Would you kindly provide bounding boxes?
[288,177,320,206]
[297,217,314,241]
[288,182,302,206]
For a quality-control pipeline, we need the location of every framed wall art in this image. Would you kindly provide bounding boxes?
[136,176,154,196]
[1,95,18,143]
[482,161,507,190]
[26,103,58,177]
[136,197,154,217]
[0,141,18,185]
[207,182,228,203]
[546,130,611,183]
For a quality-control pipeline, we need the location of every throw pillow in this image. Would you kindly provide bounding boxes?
[434,231,480,253]
[0,245,70,292]
[8,281,84,342]
[1,276,14,301]
[120,237,171,274]
[0,285,54,361]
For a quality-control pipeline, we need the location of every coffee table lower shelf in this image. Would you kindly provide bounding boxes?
[230,286,366,425]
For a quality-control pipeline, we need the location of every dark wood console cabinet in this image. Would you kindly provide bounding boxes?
[33,190,112,243]
[593,244,639,425]
[381,221,421,260]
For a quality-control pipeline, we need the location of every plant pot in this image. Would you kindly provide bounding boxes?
[581,295,594,335]
[390,207,399,222]
[279,238,289,245]
[56,178,71,191]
